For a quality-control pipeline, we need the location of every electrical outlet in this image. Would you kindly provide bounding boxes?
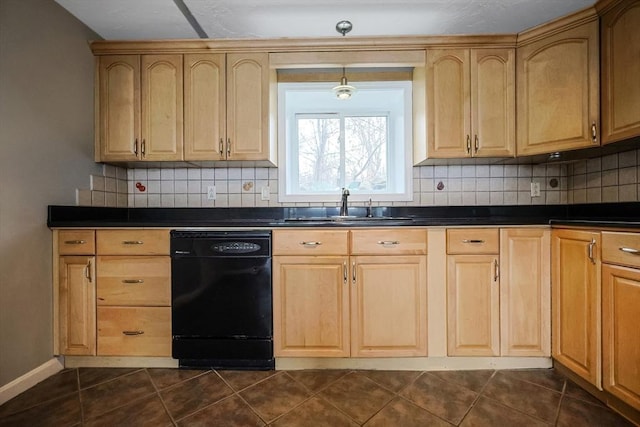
[530,182,541,197]
[261,186,270,201]
[207,185,216,200]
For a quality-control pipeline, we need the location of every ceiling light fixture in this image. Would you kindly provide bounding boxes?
[335,20,353,36]
[333,67,356,100]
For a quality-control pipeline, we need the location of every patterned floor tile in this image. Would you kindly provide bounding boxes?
[84,394,173,427]
[271,396,359,427]
[79,368,140,389]
[502,368,566,393]
[0,391,81,427]
[427,370,495,393]
[177,395,265,427]
[286,370,350,393]
[365,397,454,427]
[160,371,234,420]
[556,396,635,427]
[147,368,210,390]
[239,372,311,423]
[217,369,277,392]
[460,396,550,427]
[360,370,422,392]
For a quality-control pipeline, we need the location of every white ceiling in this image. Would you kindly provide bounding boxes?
[54,0,595,40]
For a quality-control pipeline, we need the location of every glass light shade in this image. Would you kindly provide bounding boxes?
[333,75,356,100]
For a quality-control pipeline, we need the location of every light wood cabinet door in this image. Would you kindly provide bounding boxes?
[226,53,271,161]
[500,229,550,357]
[140,55,183,161]
[447,255,500,356]
[552,229,601,388]
[97,55,140,162]
[273,256,350,357]
[517,19,599,156]
[97,306,171,356]
[184,54,226,160]
[96,256,171,306]
[471,49,515,157]
[59,256,96,355]
[426,49,471,158]
[601,0,640,144]
[351,255,427,357]
[602,264,640,409]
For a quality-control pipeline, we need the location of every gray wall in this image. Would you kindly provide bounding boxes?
[0,0,101,386]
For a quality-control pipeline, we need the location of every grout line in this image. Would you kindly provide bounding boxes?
[144,368,179,427]
[553,380,568,426]
[456,370,498,425]
[75,368,85,426]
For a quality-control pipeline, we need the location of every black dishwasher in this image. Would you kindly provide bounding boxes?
[170,230,273,369]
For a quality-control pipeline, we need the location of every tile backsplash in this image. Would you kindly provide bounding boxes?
[77,149,640,208]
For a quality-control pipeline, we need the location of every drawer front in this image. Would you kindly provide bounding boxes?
[273,229,349,255]
[97,307,171,356]
[58,230,95,255]
[602,231,640,268]
[96,256,171,306]
[447,228,500,254]
[97,230,169,255]
[351,229,427,255]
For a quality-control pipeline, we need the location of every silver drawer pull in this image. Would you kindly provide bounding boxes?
[64,240,86,245]
[462,239,485,244]
[300,241,322,246]
[122,330,144,336]
[377,240,400,245]
[123,240,144,245]
[619,247,640,255]
[122,279,145,284]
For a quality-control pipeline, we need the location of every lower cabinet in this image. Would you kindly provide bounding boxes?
[551,228,601,388]
[97,307,171,356]
[272,228,428,358]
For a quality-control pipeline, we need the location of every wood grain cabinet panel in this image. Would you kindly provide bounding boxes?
[96,230,169,255]
[58,230,95,255]
[600,0,640,144]
[59,256,96,356]
[96,256,171,306]
[97,306,171,356]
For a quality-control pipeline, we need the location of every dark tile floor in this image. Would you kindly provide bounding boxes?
[0,367,635,426]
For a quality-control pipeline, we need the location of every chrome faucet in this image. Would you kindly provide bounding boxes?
[340,188,350,216]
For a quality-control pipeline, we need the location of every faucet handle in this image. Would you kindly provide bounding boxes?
[342,187,350,195]
[366,198,373,217]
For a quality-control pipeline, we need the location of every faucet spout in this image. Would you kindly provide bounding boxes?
[340,188,350,216]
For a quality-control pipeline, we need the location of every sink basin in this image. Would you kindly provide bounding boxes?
[284,216,414,224]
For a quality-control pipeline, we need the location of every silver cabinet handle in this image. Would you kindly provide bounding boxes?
[343,261,348,285]
[64,240,86,245]
[141,139,146,158]
[122,279,144,284]
[588,239,596,264]
[462,239,485,244]
[474,134,479,153]
[123,240,144,245]
[219,138,224,157]
[122,330,144,336]
[352,261,356,285]
[591,122,597,143]
[227,138,231,157]
[133,138,138,156]
[619,247,640,255]
[300,241,322,246]
[494,259,499,282]
[377,240,399,246]
[466,135,471,154]
[85,261,92,282]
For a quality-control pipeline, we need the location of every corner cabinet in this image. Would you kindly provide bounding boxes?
[97,55,184,162]
[425,48,515,159]
[551,229,601,388]
[516,14,600,156]
[600,0,640,144]
[184,53,274,162]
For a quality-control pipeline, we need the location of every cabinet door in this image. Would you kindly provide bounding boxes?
[551,229,601,388]
[471,49,515,157]
[517,20,599,155]
[226,53,271,161]
[447,255,500,356]
[426,49,471,158]
[601,0,640,144]
[140,55,183,161]
[97,55,140,162]
[500,229,550,356]
[184,54,226,160]
[273,256,350,357]
[59,256,95,355]
[351,255,427,357]
[602,264,640,409]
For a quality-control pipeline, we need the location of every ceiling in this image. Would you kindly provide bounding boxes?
[54,0,595,40]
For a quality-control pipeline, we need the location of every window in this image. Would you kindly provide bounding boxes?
[278,81,413,203]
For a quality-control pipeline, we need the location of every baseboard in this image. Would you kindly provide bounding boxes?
[63,356,178,368]
[0,357,64,406]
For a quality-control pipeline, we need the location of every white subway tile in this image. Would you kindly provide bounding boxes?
[602,186,619,202]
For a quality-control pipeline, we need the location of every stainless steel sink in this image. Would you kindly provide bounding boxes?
[284,216,414,224]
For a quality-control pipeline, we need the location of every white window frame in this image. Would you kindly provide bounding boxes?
[277,81,413,203]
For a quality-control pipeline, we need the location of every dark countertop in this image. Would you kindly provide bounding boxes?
[47,203,640,229]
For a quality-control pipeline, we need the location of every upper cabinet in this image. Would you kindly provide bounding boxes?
[516,13,600,156]
[424,48,515,159]
[184,53,275,162]
[96,51,275,164]
[600,0,640,144]
[97,55,183,162]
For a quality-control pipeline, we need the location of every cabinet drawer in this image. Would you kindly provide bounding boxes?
[97,230,169,255]
[351,229,427,255]
[447,229,499,254]
[58,230,95,255]
[96,256,170,306]
[97,307,171,356]
[602,232,640,268]
[273,230,349,255]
